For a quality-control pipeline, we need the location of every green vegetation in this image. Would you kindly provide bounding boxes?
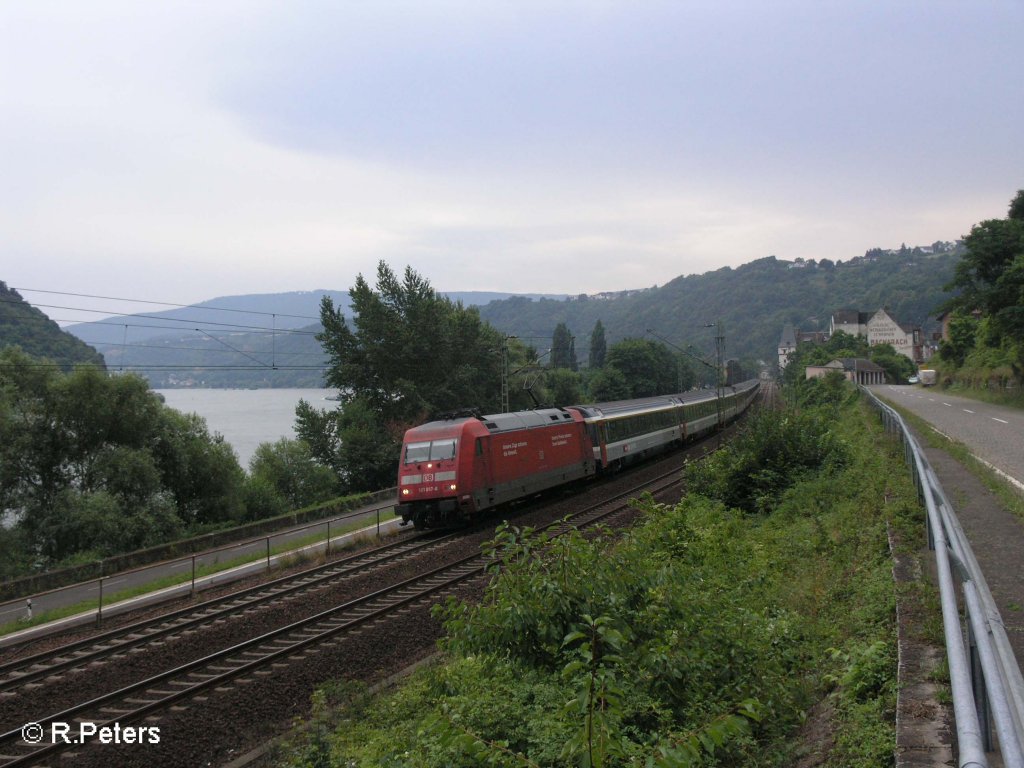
[300,264,709,492]
[279,386,919,767]
[479,248,960,368]
[0,348,342,578]
[935,190,1024,390]
[0,282,106,369]
[298,262,526,492]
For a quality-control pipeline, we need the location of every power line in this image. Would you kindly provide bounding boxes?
[0,300,322,337]
[0,362,327,372]
[0,298,322,335]
[95,340,326,358]
[10,287,323,322]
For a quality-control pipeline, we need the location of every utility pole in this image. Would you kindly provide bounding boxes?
[705,321,725,431]
[500,335,516,413]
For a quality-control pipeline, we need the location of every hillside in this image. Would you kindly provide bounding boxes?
[478,248,962,366]
[0,282,106,369]
[43,247,961,387]
[66,290,564,388]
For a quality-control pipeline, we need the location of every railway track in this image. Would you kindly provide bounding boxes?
[0,463,683,767]
[0,527,458,695]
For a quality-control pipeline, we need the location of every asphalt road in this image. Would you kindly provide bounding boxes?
[870,384,1024,490]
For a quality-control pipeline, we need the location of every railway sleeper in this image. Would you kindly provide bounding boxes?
[98,707,133,716]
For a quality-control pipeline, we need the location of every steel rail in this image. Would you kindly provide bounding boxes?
[0,529,454,692]
[862,386,1024,768]
[0,464,671,766]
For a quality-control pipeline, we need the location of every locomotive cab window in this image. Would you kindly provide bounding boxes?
[429,439,457,461]
[404,441,431,464]
[404,439,458,464]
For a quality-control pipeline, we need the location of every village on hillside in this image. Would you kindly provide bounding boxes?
[778,307,934,385]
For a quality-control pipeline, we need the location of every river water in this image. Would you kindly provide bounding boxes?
[154,388,338,469]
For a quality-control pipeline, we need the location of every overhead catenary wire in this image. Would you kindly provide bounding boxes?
[10,287,323,322]
[0,297,322,336]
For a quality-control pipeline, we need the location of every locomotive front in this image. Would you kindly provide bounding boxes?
[397,418,484,529]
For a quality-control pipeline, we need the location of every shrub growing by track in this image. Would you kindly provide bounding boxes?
[281,391,918,767]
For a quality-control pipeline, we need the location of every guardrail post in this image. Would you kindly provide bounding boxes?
[377,508,381,539]
[191,554,196,597]
[266,537,271,572]
[326,519,331,558]
[96,576,103,627]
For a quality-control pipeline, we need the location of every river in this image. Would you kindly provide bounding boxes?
[154,388,338,469]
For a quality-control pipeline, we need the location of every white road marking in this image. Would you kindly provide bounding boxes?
[992,417,1009,424]
[943,403,952,407]
[973,456,1024,494]
[963,409,975,414]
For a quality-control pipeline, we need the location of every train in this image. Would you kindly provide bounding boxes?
[397,379,760,529]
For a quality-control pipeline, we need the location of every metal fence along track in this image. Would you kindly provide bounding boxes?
[863,387,1024,768]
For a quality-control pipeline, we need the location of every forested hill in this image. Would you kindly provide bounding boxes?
[0,281,106,369]
[479,248,962,365]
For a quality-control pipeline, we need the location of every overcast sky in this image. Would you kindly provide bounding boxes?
[2,1,1022,322]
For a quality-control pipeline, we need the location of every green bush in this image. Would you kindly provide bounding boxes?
[280,398,907,767]
[684,408,849,514]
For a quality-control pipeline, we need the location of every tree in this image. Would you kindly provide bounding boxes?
[248,438,340,510]
[551,322,578,370]
[589,319,607,369]
[937,312,980,367]
[0,348,247,568]
[587,367,632,401]
[604,339,691,398]
[868,344,916,383]
[546,368,583,406]
[312,262,507,491]
[1009,189,1024,222]
[943,190,1024,379]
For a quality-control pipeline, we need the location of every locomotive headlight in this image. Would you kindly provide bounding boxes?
[449,483,457,491]
[402,488,410,496]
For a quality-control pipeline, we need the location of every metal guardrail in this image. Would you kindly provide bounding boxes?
[0,500,397,627]
[863,387,1024,768]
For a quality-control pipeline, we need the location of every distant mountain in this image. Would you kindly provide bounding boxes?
[0,281,106,369]
[477,248,962,367]
[52,245,962,387]
[65,290,565,388]
[64,290,351,348]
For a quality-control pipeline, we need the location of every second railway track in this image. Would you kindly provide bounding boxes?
[0,422,724,767]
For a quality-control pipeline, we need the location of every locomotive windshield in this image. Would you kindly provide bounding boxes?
[404,438,458,464]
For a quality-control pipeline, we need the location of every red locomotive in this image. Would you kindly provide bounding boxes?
[397,379,759,529]
[398,407,595,529]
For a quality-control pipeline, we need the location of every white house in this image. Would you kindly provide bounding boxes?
[830,308,923,363]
